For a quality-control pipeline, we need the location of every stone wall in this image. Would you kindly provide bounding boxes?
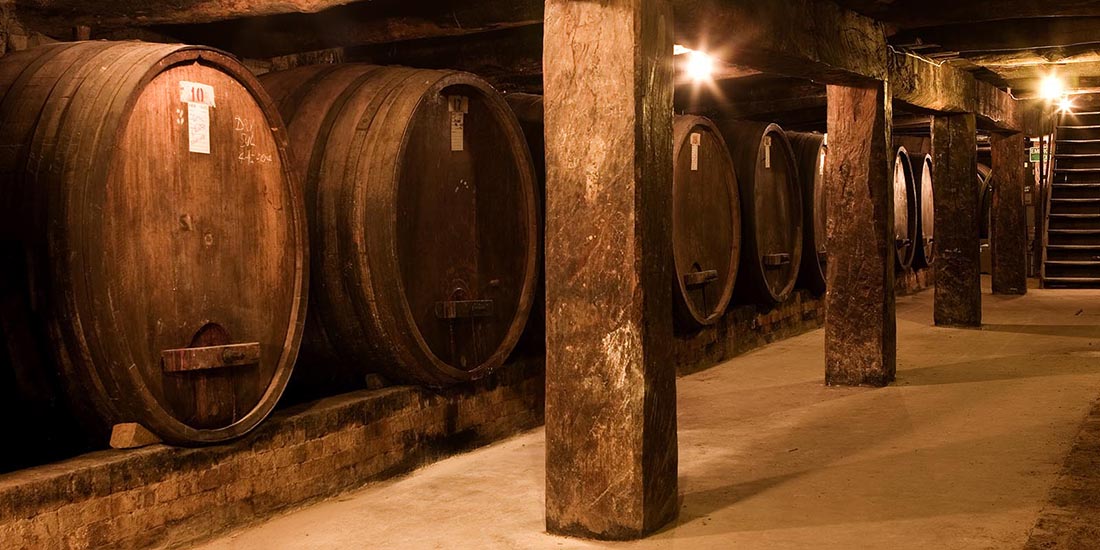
[676,268,933,375]
[0,359,544,550]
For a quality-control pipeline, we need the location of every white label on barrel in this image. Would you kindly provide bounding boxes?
[180,81,216,107]
[764,135,772,169]
[690,133,701,171]
[188,103,211,155]
[449,96,469,152]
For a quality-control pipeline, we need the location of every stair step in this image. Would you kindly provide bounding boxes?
[1043,276,1100,284]
[1051,213,1100,219]
[1049,229,1100,234]
[1056,153,1100,158]
[1046,260,1100,266]
[1055,168,1100,172]
[1048,244,1100,250]
[1068,111,1100,116]
[1053,182,1100,187]
[1057,139,1100,144]
[1058,125,1100,129]
[1052,198,1100,202]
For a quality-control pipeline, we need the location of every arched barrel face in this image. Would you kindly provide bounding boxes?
[261,66,538,387]
[918,155,935,265]
[671,116,741,325]
[396,82,536,373]
[755,127,802,299]
[0,42,307,445]
[720,121,803,304]
[787,131,828,294]
[978,163,993,240]
[893,148,918,270]
[101,61,301,433]
[813,146,828,264]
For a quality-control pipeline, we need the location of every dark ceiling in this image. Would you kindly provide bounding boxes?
[832,0,1100,96]
[12,0,1100,100]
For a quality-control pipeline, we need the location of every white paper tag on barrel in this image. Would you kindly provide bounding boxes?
[188,104,211,155]
[449,96,469,152]
[690,132,701,171]
[180,81,216,154]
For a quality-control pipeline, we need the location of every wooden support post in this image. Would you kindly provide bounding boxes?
[824,82,896,387]
[543,0,678,540]
[932,113,982,326]
[990,132,1029,295]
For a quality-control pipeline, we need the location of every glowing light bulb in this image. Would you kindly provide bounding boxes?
[1059,96,1074,113]
[1040,75,1065,101]
[685,50,715,82]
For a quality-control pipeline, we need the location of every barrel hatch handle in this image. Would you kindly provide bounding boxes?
[763,253,791,268]
[161,342,261,373]
[436,299,494,320]
[683,269,719,287]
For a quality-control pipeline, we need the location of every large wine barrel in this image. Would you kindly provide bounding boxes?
[911,153,935,268]
[719,121,803,304]
[978,163,993,240]
[261,65,538,388]
[893,147,919,271]
[503,93,547,357]
[788,132,827,294]
[0,42,307,445]
[672,116,741,325]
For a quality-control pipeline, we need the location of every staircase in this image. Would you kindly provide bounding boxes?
[1042,108,1100,288]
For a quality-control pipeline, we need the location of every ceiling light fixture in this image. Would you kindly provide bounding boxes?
[1039,75,1066,101]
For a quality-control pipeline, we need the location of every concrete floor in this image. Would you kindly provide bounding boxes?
[197,282,1100,550]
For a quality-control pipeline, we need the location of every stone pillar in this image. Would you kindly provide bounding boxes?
[932,113,982,326]
[543,0,677,540]
[990,132,1028,295]
[823,83,896,387]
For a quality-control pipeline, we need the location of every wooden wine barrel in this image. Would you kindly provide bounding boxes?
[911,153,935,268]
[672,116,741,325]
[893,147,919,271]
[978,163,993,240]
[787,132,827,294]
[261,65,538,388]
[503,93,546,357]
[718,121,803,304]
[0,42,308,445]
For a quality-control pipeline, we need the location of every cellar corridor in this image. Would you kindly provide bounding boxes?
[196,280,1100,550]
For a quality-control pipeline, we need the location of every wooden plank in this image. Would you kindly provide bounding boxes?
[833,0,1100,29]
[932,113,982,327]
[824,82,896,387]
[673,0,889,84]
[161,343,262,373]
[23,1,543,52]
[543,0,678,539]
[109,423,162,449]
[889,51,1022,131]
[889,51,975,114]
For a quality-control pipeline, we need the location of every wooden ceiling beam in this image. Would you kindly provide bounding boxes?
[832,0,1100,30]
[889,51,1022,132]
[890,16,1100,55]
[17,0,543,49]
[673,0,888,85]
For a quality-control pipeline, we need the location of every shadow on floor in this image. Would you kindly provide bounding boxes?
[896,354,1100,387]
[981,324,1100,339]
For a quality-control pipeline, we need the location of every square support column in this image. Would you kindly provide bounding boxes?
[824,83,896,387]
[990,132,1028,295]
[543,0,678,540]
[932,113,982,327]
